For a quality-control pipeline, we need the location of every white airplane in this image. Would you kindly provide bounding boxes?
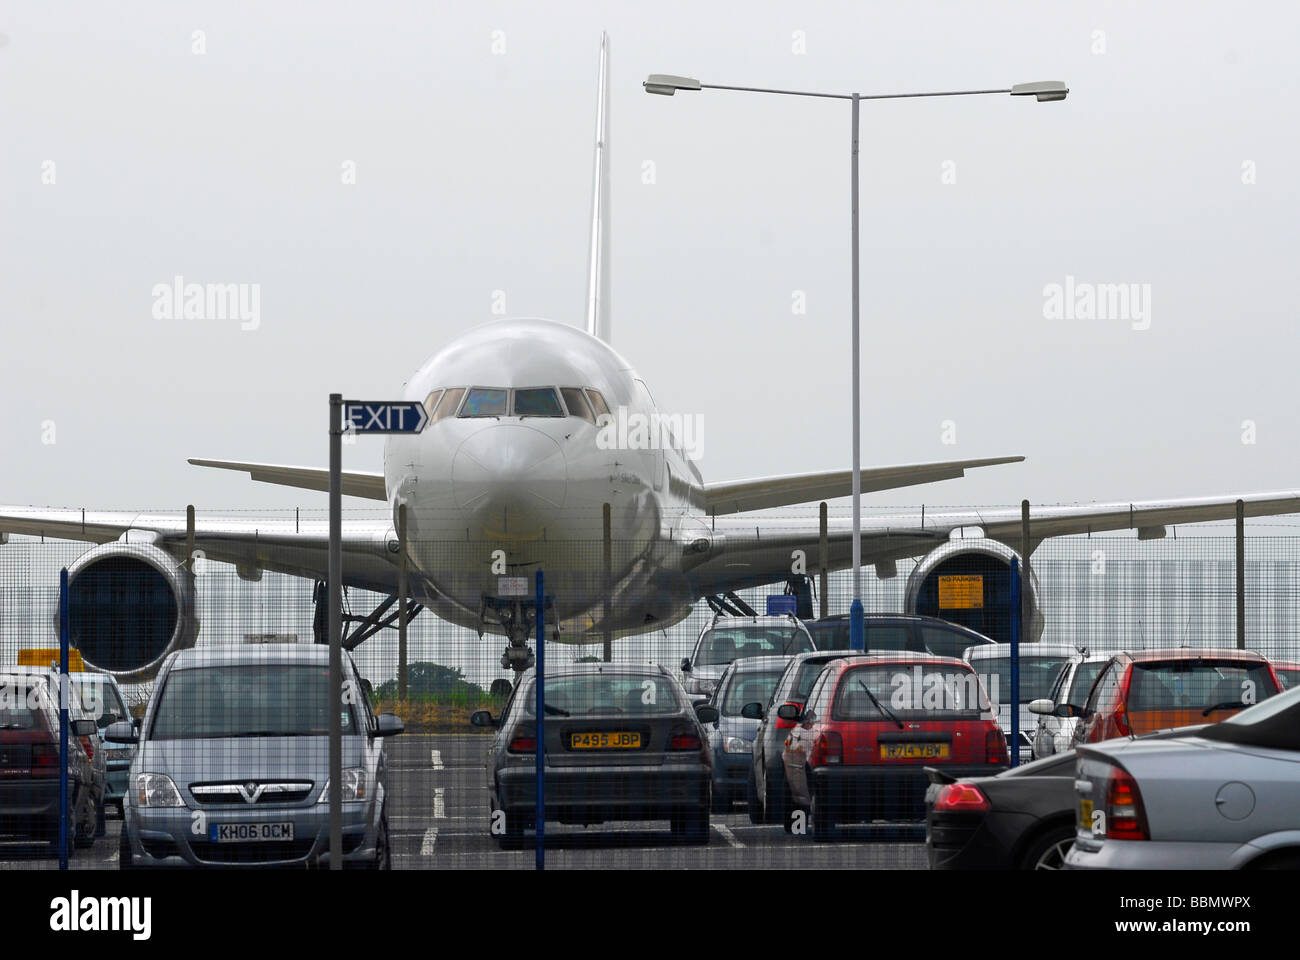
[4,34,1299,684]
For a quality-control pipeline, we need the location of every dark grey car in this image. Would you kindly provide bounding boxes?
[113,643,402,868]
[471,662,718,846]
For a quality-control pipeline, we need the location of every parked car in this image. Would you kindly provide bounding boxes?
[1029,650,1118,759]
[680,613,814,700]
[802,613,997,659]
[964,643,1079,762]
[1066,684,1300,870]
[745,650,849,825]
[1070,648,1283,747]
[2,664,107,837]
[781,653,1009,838]
[115,643,402,868]
[701,655,792,811]
[0,671,101,854]
[69,672,134,817]
[1270,659,1300,689]
[472,662,718,846]
[925,751,1080,870]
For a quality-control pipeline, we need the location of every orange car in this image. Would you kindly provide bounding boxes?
[1070,648,1283,745]
[1271,660,1300,689]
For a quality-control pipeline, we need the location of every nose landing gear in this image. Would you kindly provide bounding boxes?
[479,594,551,691]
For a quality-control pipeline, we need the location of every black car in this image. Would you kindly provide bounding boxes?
[803,613,996,659]
[471,662,719,847]
[743,650,848,825]
[924,751,1078,870]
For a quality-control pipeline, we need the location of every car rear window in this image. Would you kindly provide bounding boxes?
[696,625,813,665]
[521,674,681,717]
[1273,667,1299,690]
[149,665,357,740]
[0,680,43,731]
[833,664,985,720]
[72,676,130,728]
[1128,660,1279,711]
[720,668,786,716]
[971,655,1072,707]
[791,659,841,700]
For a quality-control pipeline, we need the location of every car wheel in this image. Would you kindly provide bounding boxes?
[495,808,526,850]
[710,787,730,814]
[73,795,97,849]
[1021,824,1075,870]
[118,823,134,870]
[113,800,125,820]
[95,799,107,839]
[745,773,764,825]
[671,807,710,845]
[809,783,837,842]
[369,810,392,870]
[764,775,790,825]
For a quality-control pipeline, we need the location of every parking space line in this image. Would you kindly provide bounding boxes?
[419,827,438,856]
[712,823,744,848]
[433,787,446,819]
[430,749,444,769]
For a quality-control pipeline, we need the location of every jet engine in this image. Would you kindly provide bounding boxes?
[903,538,1043,645]
[60,539,199,682]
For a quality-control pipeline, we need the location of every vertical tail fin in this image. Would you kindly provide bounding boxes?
[584,32,612,343]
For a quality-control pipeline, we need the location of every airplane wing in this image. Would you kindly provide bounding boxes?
[0,507,400,593]
[187,459,387,500]
[687,489,1300,596]
[702,457,1023,515]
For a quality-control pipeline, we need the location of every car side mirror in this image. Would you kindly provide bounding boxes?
[106,720,139,743]
[776,703,802,722]
[680,658,692,673]
[1028,698,1055,716]
[1055,703,1082,719]
[71,718,97,738]
[694,704,719,725]
[740,701,765,720]
[374,713,404,737]
[470,710,497,729]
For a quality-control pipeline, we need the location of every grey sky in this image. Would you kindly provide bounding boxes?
[2,1,1296,516]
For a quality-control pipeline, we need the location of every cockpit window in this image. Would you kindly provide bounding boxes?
[431,388,465,423]
[586,389,611,420]
[561,388,594,423]
[513,388,563,418]
[460,388,508,417]
[423,389,444,420]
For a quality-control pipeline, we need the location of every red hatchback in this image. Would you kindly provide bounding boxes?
[780,654,1008,839]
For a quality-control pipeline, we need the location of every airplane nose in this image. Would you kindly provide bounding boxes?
[451,424,567,538]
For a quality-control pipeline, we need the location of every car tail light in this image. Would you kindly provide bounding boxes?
[774,702,801,730]
[934,781,990,813]
[79,735,95,761]
[507,723,537,753]
[669,730,702,751]
[1104,765,1149,841]
[813,731,842,766]
[985,727,1009,765]
[31,742,59,774]
[1113,703,1131,737]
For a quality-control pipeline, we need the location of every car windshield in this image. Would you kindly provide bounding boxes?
[1065,660,1109,707]
[149,664,357,740]
[521,674,680,717]
[72,676,130,728]
[834,665,984,720]
[972,656,1072,708]
[696,625,813,666]
[720,668,786,716]
[1128,660,1279,710]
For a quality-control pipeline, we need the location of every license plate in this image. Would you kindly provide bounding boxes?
[570,731,641,750]
[880,742,949,760]
[1078,798,1094,831]
[208,822,295,843]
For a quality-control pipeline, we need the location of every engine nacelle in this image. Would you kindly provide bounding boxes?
[61,540,199,682]
[903,538,1043,645]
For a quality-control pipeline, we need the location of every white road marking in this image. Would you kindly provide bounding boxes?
[713,823,744,848]
[419,827,438,856]
[433,787,446,819]
[430,749,444,769]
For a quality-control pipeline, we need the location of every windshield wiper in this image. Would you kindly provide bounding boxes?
[858,679,904,729]
[1201,701,1246,717]
[543,703,570,717]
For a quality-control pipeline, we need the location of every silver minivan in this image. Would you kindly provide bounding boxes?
[679,614,815,700]
[112,643,402,868]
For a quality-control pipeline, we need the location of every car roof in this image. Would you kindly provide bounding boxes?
[515,661,673,680]
[727,655,796,671]
[170,643,333,668]
[964,643,1080,659]
[803,613,995,640]
[825,652,972,669]
[1119,647,1271,663]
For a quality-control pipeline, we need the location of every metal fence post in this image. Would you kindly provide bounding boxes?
[1009,556,1021,768]
[59,567,69,869]
[535,570,545,871]
[1236,499,1245,650]
[819,502,829,620]
[602,503,612,663]
[328,393,343,869]
[398,503,409,699]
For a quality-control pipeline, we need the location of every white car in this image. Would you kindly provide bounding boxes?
[680,613,814,700]
[963,643,1078,763]
[1028,651,1119,759]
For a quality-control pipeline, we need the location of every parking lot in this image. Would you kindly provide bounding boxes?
[0,734,927,871]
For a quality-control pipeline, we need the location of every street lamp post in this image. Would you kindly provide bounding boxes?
[645,74,1067,650]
